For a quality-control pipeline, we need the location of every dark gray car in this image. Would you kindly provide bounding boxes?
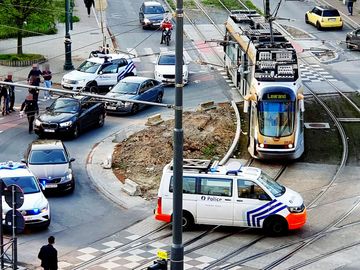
[139,1,166,29]
[23,140,75,193]
[346,28,360,50]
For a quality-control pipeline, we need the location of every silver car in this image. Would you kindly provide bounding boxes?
[23,140,75,193]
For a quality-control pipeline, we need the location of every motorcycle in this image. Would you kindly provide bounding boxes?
[162,28,171,46]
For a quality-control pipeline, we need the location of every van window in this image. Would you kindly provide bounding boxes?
[237,179,269,200]
[257,172,285,197]
[169,176,196,194]
[199,178,232,197]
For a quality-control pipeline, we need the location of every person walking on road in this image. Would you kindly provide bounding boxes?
[4,74,15,112]
[28,63,42,87]
[84,0,95,17]
[0,78,10,116]
[20,92,38,134]
[347,0,356,16]
[38,236,58,270]
[42,64,52,100]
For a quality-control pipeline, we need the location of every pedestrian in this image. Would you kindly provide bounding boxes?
[28,63,42,86]
[42,64,52,100]
[0,78,9,116]
[347,0,356,16]
[20,92,37,134]
[38,236,58,270]
[4,73,15,112]
[84,0,95,17]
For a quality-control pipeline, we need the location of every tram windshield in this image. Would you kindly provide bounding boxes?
[258,100,295,137]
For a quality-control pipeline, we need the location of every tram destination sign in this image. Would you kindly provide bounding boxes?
[264,93,290,100]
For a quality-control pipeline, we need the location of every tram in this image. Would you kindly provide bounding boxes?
[223,10,305,160]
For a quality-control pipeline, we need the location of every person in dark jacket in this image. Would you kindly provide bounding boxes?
[38,236,58,270]
[20,93,38,133]
[347,0,356,16]
[28,63,42,86]
[4,74,15,112]
[0,80,9,116]
[84,0,95,17]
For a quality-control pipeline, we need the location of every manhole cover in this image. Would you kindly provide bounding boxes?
[304,123,330,129]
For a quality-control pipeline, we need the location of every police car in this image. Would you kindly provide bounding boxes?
[61,54,137,92]
[155,159,306,235]
[0,161,51,228]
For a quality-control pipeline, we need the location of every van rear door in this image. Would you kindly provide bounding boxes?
[196,177,234,226]
[234,179,273,228]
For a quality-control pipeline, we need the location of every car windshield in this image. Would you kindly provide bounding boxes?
[257,172,285,197]
[2,176,40,194]
[323,10,340,17]
[144,5,165,14]
[110,82,139,95]
[258,100,295,137]
[77,60,101,73]
[29,149,67,165]
[51,99,79,113]
[158,55,184,65]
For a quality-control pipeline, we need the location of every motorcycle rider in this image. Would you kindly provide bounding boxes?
[160,17,173,44]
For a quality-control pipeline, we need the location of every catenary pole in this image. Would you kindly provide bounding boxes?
[171,0,184,268]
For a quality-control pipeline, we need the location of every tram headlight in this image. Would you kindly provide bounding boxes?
[288,144,293,149]
[259,143,264,148]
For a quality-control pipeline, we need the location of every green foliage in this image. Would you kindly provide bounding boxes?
[184,0,197,9]
[201,0,244,9]
[0,53,44,61]
[202,144,217,158]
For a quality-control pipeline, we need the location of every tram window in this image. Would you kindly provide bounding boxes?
[237,179,269,200]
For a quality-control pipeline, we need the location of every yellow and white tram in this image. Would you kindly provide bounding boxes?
[223,11,305,160]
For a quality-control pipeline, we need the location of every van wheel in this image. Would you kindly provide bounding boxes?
[86,81,98,93]
[263,216,288,236]
[182,211,194,231]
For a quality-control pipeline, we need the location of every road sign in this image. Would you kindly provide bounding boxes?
[4,184,24,209]
[5,210,25,234]
[95,0,107,11]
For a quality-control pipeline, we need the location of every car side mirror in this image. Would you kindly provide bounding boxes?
[20,158,26,163]
[70,158,75,163]
[259,194,270,201]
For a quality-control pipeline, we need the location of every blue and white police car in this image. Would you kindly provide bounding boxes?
[61,53,137,92]
[0,161,51,229]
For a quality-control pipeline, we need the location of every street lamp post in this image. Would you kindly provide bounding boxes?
[64,0,74,70]
[171,0,184,269]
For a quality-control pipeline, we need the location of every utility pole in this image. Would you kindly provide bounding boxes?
[171,0,184,269]
[64,0,74,70]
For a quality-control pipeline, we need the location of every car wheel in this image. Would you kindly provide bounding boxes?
[97,114,105,127]
[68,180,75,193]
[131,104,139,115]
[72,125,79,139]
[316,21,322,30]
[156,92,163,103]
[263,216,288,236]
[85,81,98,93]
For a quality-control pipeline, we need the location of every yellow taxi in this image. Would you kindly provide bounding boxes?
[305,6,343,30]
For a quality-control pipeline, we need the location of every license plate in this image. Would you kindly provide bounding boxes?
[62,83,72,88]
[153,22,161,26]
[106,106,117,110]
[46,184,57,188]
[44,129,55,133]
[329,18,336,22]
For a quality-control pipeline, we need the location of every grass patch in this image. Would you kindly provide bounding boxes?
[202,143,218,158]
[201,0,244,9]
[165,0,176,11]
[0,54,44,61]
[184,0,197,9]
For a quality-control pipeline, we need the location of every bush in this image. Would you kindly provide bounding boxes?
[0,54,44,61]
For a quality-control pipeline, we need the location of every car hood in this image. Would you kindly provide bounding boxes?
[38,111,76,122]
[105,92,137,101]
[155,64,188,75]
[144,14,164,22]
[2,192,47,211]
[28,164,69,179]
[278,187,304,207]
[63,70,96,82]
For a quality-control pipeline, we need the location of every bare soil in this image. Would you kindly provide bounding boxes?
[112,103,236,199]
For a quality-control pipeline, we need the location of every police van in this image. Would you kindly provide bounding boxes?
[155,159,306,235]
[0,161,51,229]
[61,53,137,92]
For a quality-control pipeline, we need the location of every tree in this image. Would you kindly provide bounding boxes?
[0,0,55,54]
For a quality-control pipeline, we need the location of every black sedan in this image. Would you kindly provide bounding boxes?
[105,76,164,114]
[34,96,106,138]
[346,28,360,50]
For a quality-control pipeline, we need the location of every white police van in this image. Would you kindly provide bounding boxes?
[155,159,306,235]
[0,161,51,228]
[61,53,137,92]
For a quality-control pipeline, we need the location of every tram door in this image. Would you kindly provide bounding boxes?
[248,102,257,157]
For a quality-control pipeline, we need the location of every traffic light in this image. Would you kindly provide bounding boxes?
[147,259,167,270]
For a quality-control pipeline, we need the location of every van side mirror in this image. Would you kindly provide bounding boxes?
[20,158,26,163]
[70,158,75,163]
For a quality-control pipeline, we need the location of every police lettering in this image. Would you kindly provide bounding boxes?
[206,196,222,202]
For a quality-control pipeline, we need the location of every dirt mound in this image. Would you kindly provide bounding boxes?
[112,103,236,199]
